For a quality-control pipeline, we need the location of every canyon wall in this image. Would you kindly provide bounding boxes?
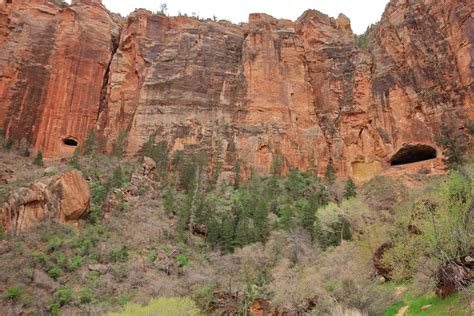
[0,0,472,180]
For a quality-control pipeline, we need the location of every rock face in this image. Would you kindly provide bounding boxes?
[0,0,120,157]
[0,170,91,234]
[0,0,473,180]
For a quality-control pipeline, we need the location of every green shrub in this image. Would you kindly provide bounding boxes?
[117,291,136,307]
[79,287,94,304]
[55,287,73,306]
[31,251,48,267]
[3,138,14,150]
[48,266,63,280]
[33,151,44,166]
[147,249,157,262]
[384,171,473,280]
[50,303,60,316]
[46,235,65,252]
[68,255,83,271]
[83,129,97,156]
[108,245,129,263]
[175,253,190,267]
[193,283,214,312]
[6,286,22,301]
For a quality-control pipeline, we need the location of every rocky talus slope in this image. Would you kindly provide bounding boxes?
[0,0,472,180]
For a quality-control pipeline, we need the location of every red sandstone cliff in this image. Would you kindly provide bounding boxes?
[0,0,472,180]
[0,0,120,157]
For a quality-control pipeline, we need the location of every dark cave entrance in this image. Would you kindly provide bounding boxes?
[390,144,437,166]
[63,137,78,147]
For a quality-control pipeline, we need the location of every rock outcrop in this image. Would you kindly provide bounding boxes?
[0,0,472,180]
[0,170,90,234]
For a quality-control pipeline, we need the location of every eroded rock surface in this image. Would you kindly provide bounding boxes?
[0,170,90,234]
[0,0,472,180]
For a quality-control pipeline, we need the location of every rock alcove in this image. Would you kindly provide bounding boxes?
[390,144,437,166]
[63,137,78,147]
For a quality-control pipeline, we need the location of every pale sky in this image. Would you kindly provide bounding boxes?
[66,1,390,34]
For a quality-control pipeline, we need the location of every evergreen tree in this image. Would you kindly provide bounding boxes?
[211,139,224,185]
[69,146,81,170]
[33,151,44,166]
[109,166,125,189]
[279,206,294,231]
[83,129,96,156]
[207,217,221,247]
[162,186,175,216]
[176,199,191,242]
[234,218,249,248]
[111,130,127,158]
[325,163,336,184]
[3,138,13,150]
[271,154,284,176]
[253,199,269,243]
[343,178,357,199]
[19,138,30,157]
[436,124,466,169]
[220,217,235,253]
[234,159,241,189]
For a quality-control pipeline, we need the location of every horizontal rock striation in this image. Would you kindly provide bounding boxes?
[0,0,472,180]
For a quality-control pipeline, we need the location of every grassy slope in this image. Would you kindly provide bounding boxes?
[383,292,470,316]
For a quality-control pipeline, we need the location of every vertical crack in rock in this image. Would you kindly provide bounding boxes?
[98,28,121,119]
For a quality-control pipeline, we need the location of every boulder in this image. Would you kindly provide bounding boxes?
[0,170,90,234]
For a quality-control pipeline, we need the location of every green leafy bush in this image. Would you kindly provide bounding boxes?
[384,171,473,280]
[6,286,22,301]
[79,287,94,304]
[108,245,129,263]
[175,253,190,267]
[48,266,63,280]
[31,251,48,267]
[55,287,73,306]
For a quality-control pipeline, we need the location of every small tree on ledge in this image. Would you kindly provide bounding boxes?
[33,151,44,166]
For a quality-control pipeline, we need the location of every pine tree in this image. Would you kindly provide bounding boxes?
[220,217,235,253]
[111,130,127,158]
[33,151,44,166]
[83,129,96,156]
[343,178,357,199]
[207,217,221,247]
[271,154,284,176]
[436,124,466,169]
[69,147,81,170]
[162,186,175,216]
[19,138,30,157]
[234,217,249,248]
[279,206,294,231]
[211,139,224,185]
[325,164,336,184]
[234,159,241,189]
[253,199,269,243]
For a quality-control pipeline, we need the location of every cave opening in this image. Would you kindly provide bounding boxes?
[390,144,437,166]
[63,137,78,147]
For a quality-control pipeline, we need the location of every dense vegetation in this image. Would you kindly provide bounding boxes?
[0,128,472,315]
